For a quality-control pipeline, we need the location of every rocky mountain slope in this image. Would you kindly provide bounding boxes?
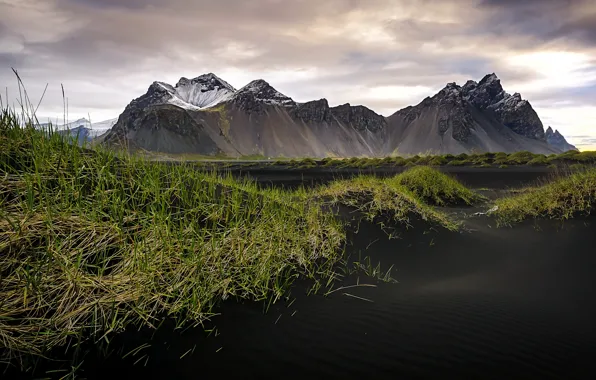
[102,73,573,157]
[545,127,577,152]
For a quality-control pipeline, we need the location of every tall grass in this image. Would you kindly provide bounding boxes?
[492,167,596,226]
[392,166,483,206]
[5,76,585,374]
[311,167,477,230]
[0,107,344,368]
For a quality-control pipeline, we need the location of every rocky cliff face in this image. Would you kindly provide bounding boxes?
[545,127,578,152]
[103,72,569,157]
[462,73,545,140]
[330,103,387,132]
[291,99,333,123]
[435,83,474,141]
[231,80,295,114]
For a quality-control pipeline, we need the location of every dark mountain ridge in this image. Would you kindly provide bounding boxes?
[545,126,578,152]
[103,73,575,157]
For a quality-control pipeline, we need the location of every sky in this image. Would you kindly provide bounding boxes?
[1,0,595,150]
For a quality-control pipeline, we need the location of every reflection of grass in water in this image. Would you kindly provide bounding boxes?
[493,167,596,226]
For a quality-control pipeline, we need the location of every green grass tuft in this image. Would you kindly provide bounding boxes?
[312,173,465,231]
[492,168,596,226]
[0,107,345,367]
[393,166,484,206]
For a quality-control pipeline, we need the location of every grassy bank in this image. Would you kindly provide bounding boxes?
[170,150,596,170]
[0,108,345,369]
[492,167,596,226]
[2,105,481,374]
[6,97,594,376]
[311,167,482,230]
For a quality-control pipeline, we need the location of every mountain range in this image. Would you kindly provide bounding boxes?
[38,118,117,145]
[102,73,577,157]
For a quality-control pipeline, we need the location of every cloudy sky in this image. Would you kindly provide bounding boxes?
[1,0,595,150]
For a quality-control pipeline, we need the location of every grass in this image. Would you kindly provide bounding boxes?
[310,166,481,230]
[2,77,593,375]
[180,150,596,171]
[393,166,484,206]
[0,107,345,370]
[492,167,596,226]
[0,102,482,374]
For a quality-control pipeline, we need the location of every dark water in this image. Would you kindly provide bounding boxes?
[61,215,596,380]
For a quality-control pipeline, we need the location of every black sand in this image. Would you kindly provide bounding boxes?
[7,169,596,379]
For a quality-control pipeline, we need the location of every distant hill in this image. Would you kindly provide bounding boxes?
[103,73,573,157]
[39,118,117,145]
[545,126,577,152]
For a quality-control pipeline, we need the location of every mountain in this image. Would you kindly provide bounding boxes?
[103,73,566,157]
[385,74,560,155]
[39,117,118,145]
[153,73,236,110]
[545,127,578,152]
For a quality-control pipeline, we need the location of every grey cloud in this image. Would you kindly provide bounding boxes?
[0,0,594,128]
[554,14,596,44]
[574,138,596,146]
[567,135,595,139]
[0,53,24,69]
[530,84,596,108]
[478,0,596,46]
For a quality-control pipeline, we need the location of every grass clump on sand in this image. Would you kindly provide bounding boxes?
[393,166,484,206]
[0,108,344,369]
[314,176,456,230]
[492,167,596,226]
[259,150,596,170]
[312,167,482,230]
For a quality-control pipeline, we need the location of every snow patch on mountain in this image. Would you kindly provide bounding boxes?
[174,73,236,108]
[153,74,236,111]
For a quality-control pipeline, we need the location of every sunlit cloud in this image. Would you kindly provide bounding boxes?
[0,0,593,145]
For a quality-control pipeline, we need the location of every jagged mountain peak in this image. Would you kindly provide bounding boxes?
[233,79,295,107]
[145,75,235,110]
[239,78,270,90]
[176,73,236,92]
[330,102,387,133]
[105,71,575,157]
[444,82,461,89]
[292,98,332,123]
[545,125,578,152]
[173,73,236,108]
[464,73,506,109]
[437,82,464,99]
[479,72,499,85]
[546,127,565,138]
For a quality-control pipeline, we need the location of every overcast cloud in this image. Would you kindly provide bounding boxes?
[1,0,595,149]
